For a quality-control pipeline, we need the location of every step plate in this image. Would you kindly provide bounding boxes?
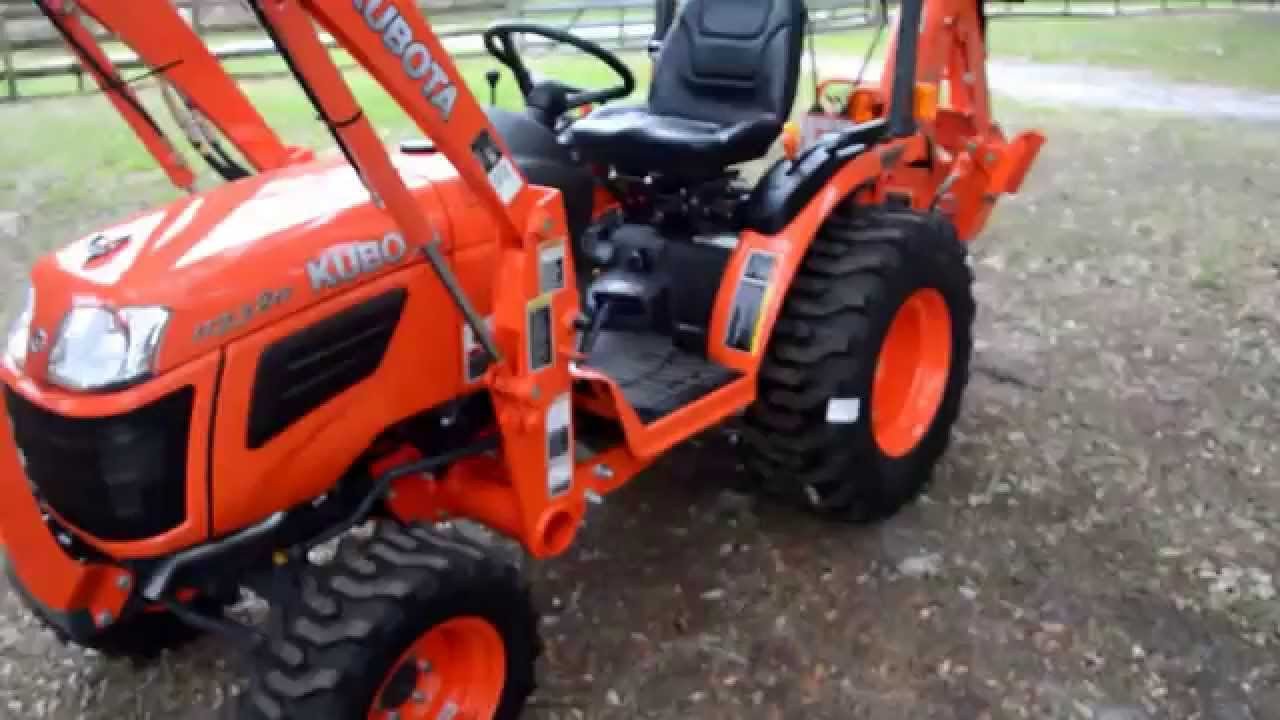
[584,330,740,424]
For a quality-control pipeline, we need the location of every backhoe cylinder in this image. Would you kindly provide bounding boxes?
[889,0,924,137]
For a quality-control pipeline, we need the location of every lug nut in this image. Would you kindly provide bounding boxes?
[115,576,131,591]
[417,659,432,673]
[412,691,426,704]
[95,611,113,627]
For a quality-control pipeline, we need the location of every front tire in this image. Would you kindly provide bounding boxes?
[238,521,539,720]
[743,207,975,522]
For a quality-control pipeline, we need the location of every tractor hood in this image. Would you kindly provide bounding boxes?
[24,149,483,384]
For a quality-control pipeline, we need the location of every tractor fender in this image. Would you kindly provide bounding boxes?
[743,118,889,235]
[710,128,927,374]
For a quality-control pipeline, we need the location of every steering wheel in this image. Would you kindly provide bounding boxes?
[482,21,636,113]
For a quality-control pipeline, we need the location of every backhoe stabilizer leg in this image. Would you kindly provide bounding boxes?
[988,131,1046,195]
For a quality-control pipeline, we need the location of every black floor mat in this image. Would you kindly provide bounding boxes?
[583,330,740,423]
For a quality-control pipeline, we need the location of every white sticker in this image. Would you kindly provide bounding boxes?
[825,397,861,424]
[546,394,573,497]
[488,155,523,205]
[472,129,524,205]
[538,241,566,294]
[800,112,857,150]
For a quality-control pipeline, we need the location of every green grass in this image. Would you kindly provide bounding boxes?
[989,14,1280,90]
[2,10,1276,223]
[0,52,651,226]
[11,12,1278,101]
[816,14,1280,92]
[4,5,642,100]
[234,51,652,143]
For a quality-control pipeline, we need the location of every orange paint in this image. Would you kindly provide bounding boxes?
[872,288,953,457]
[369,617,507,719]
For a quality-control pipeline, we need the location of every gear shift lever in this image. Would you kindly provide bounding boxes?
[485,70,501,106]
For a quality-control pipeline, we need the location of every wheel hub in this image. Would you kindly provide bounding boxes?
[369,617,506,720]
[871,288,953,458]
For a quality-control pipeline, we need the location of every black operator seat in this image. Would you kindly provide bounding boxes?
[562,0,806,178]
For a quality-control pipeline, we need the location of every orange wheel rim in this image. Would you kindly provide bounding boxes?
[871,288,952,458]
[369,617,506,720]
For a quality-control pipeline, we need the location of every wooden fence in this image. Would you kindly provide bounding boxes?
[0,0,876,101]
[0,0,1276,102]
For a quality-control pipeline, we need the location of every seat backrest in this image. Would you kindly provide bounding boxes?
[649,0,807,126]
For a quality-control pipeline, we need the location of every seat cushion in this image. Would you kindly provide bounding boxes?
[563,104,782,177]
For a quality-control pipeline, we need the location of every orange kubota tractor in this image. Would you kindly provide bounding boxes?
[1,0,1041,716]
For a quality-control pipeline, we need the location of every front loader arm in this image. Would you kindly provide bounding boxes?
[35,0,197,191]
[257,0,538,243]
[249,0,583,556]
[35,0,308,188]
[68,0,308,174]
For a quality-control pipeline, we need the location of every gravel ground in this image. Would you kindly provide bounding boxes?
[1,95,1279,718]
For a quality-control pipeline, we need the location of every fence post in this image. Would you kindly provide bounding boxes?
[0,9,16,102]
[505,0,523,52]
[617,4,626,49]
[190,0,205,37]
[66,2,87,93]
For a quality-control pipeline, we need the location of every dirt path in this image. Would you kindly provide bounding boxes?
[1,104,1278,718]
[987,59,1280,121]
[816,56,1280,122]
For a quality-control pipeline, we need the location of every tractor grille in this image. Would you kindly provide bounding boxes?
[5,386,193,542]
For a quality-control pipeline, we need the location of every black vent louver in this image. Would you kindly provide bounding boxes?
[247,289,407,448]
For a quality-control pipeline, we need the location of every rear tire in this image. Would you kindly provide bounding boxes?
[743,207,975,522]
[238,521,539,720]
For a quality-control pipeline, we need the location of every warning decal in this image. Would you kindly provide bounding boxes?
[471,129,523,205]
[724,250,778,354]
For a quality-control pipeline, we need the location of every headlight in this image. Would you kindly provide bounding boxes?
[48,304,170,391]
[4,284,35,369]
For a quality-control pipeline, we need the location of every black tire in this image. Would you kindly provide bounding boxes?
[743,207,975,522]
[238,521,539,720]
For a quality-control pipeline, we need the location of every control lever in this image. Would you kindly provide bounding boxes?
[577,300,613,357]
[485,69,502,106]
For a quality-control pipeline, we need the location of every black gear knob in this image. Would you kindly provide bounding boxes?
[484,69,501,106]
